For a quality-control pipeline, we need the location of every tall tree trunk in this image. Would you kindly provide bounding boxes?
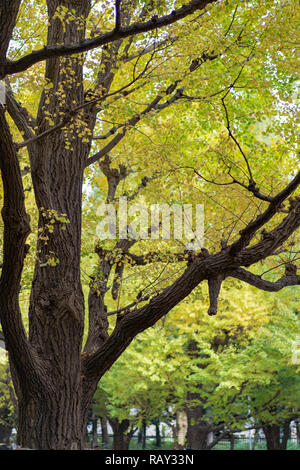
[138,427,143,444]
[13,1,134,448]
[14,0,91,450]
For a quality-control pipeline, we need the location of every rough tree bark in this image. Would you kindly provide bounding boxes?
[14,0,90,449]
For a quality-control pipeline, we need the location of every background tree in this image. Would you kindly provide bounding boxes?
[95,327,184,450]
[183,289,300,449]
[95,283,300,450]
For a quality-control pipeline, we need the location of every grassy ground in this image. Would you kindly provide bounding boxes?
[212,439,300,450]
[92,437,300,451]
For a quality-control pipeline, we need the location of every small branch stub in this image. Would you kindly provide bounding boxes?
[208,274,224,316]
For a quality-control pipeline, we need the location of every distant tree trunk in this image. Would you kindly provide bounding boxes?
[262,420,291,450]
[137,427,143,445]
[100,416,109,446]
[296,420,300,445]
[0,422,12,444]
[281,420,291,450]
[186,414,210,450]
[262,424,281,450]
[185,341,210,450]
[185,392,211,449]
[229,433,235,450]
[262,419,291,450]
[109,418,133,450]
[91,408,98,449]
[142,419,147,449]
[252,429,260,450]
[0,365,16,445]
[154,420,161,448]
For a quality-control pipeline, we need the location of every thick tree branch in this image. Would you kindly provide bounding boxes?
[96,245,189,267]
[5,82,36,146]
[229,172,300,257]
[3,0,217,79]
[229,267,300,291]
[234,198,300,267]
[0,107,43,389]
[82,196,300,379]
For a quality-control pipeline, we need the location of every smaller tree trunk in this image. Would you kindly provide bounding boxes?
[91,409,98,449]
[296,420,300,445]
[109,418,132,450]
[142,419,146,449]
[0,422,12,445]
[186,401,210,450]
[263,420,291,450]
[229,433,235,450]
[137,427,142,445]
[281,420,290,450]
[262,423,281,450]
[100,416,109,445]
[187,425,210,450]
[252,429,260,450]
[155,421,161,448]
